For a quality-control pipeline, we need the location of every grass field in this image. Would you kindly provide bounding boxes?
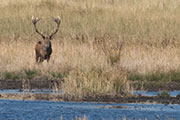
[0,0,180,99]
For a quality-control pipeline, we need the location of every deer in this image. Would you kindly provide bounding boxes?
[32,16,61,63]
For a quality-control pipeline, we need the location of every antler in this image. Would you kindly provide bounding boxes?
[32,16,45,39]
[50,16,61,39]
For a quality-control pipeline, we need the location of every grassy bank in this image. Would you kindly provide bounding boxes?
[1,0,180,99]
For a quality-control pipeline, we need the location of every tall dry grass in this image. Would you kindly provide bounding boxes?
[0,0,180,98]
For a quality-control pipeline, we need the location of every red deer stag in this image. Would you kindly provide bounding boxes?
[32,16,61,63]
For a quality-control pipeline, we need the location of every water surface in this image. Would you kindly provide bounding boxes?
[1,89,180,97]
[1,90,180,119]
[0,99,180,120]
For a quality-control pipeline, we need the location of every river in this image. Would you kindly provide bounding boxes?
[0,99,180,120]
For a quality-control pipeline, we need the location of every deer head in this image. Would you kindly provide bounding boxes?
[32,16,61,63]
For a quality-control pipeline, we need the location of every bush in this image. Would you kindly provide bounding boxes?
[24,69,38,79]
[62,67,132,100]
[158,91,170,97]
[3,71,21,80]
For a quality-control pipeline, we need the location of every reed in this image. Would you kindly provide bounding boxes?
[1,0,180,98]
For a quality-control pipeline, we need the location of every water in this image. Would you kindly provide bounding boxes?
[1,89,180,97]
[1,90,180,119]
[134,90,180,97]
[0,99,180,120]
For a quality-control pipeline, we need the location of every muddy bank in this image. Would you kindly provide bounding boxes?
[0,93,63,101]
[81,95,180,105]
[1,93,180,105]
[1,79,180,91]
[1,79,180,104]
[0,79,57,89]
[132,81,180,91]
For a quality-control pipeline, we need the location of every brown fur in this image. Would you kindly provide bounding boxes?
[35,37,52,63]
[32,17,60,63]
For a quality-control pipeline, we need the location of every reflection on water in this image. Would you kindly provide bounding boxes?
[0,99,180,120]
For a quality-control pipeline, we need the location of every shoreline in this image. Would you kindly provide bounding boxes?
[0,93,180,105]
[1,79,180,91]
[1,79,180,104]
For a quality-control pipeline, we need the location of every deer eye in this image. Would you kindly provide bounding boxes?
[38,41,42,44]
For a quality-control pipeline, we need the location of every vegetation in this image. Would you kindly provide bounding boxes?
[157,91,170,98]
[176,93,180,98]
[0,0,180,99]
[3,71,21,80]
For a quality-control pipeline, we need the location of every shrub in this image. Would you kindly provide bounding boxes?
[158,91,170,97]
[24,69,38,79]
[62,66,132,100]
[3,71,21,80]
